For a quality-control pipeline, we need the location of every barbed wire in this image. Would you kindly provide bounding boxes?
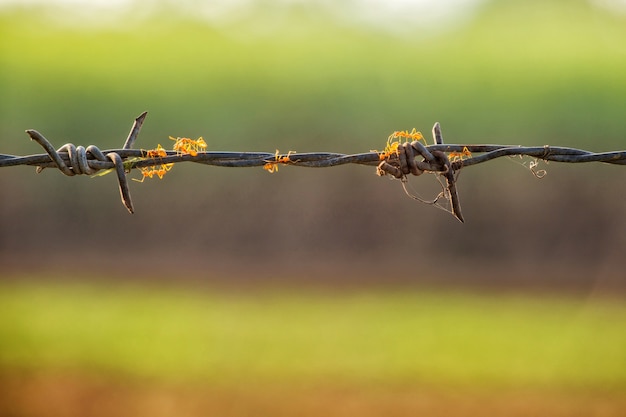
[1,112,625,222]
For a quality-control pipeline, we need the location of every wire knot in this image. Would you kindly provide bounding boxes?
[34,143,113,176]
[376,122,464,222]
[24,112,148,214]
[375,141,449,179]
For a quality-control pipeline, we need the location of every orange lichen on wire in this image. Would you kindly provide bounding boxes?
[133,144,174,183]
[374,128,426,161]
[448,146,472,163]
[263,150,297,173]
[169,136,207,157]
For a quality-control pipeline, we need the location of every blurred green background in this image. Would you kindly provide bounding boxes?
[0,0,625,415]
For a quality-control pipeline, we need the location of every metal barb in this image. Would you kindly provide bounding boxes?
[432,122,444,145]
[26,129,74,175]
[106,152,134,214]
[431,123,464,223]
[23,114,144,214]
[377,123,464,222]
[123,111,148,150]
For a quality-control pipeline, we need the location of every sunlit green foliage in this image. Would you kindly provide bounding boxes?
[0,282,624,389]
[0,0,625,155]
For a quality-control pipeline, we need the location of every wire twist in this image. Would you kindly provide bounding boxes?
[1,112,625,220]
[22,112,147,214]
[375,123,464,222]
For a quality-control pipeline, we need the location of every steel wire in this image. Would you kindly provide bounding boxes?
[1,112,624,220]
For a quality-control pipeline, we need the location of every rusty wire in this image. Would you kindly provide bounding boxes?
[1,112,625,221]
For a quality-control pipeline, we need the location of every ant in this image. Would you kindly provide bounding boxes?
[375,128,427,161]
[263,150,297,173]
[169,136,207,156]
[448,146,472,163]
[133,144,173,183]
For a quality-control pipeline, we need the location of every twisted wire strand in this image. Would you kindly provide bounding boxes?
[1,113,625,219]
[3,145,625,170]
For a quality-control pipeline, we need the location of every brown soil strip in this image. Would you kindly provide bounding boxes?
[1,371,624,417]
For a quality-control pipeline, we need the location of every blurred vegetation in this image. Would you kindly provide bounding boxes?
[1,282,625,389]
[0,0,625,281]
[1,0,625,150]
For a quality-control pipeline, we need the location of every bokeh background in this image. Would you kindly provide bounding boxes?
[1,0,625,415]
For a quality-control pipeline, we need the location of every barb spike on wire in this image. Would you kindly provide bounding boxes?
[1,112,625,221]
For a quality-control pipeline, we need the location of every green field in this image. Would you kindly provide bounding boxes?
[1,0,625,153]
[1,281,624,390]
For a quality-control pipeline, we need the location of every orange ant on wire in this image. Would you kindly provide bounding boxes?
[448,146,472,163]
[169,136,207,156]
[263,150,297,173]
[133,164,173,183]
[388,128,426,143]
[132,144,174,183]
[373,128,426,161]
[143,143,168,159]
[373,137,401,161]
